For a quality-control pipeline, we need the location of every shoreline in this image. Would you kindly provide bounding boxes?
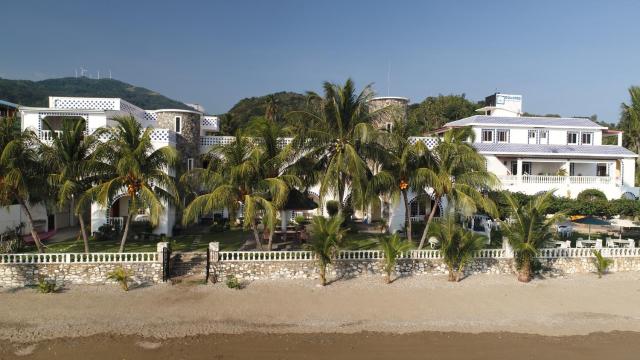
[2,272,640,344]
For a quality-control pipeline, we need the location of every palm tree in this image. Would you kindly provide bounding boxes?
[430,206,486,282]
[368,117,424,242]
[414,127,498,249]
[42,118,106,253]
[307,214,345,286]
[501,191,561,282]
[0,116,49,252]
[620,86,640,183]
[378,234,412,284]
[89,116,178,252]
[290,78,387,213]
[182,134,292,250]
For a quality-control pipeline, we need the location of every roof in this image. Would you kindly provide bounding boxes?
[474,143,638,158]
[0,99,18,109]
[445,115,605,129]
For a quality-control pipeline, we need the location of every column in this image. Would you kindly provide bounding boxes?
[516,158,523,183]
[618,133,623,146]
[564,160,571,186]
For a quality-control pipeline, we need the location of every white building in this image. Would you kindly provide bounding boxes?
[16,97,221,236]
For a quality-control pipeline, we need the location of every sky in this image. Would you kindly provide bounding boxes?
[2,0,640,121]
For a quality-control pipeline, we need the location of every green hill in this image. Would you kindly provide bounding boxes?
[219,91,308,134]
[0,77,191,110]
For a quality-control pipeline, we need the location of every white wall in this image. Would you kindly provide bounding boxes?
[0,204,48,235]
[473,126,603,146]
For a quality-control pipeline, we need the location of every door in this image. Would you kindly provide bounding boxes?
[47,214,55,231]
[528,130,537,144]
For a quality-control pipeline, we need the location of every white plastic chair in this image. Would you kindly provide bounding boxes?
[428,237,439,249]
[606,239,616,248]
[628,239,636,248]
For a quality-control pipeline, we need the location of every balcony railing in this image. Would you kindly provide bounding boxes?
[498,175,614,186]
[39,130,64,141]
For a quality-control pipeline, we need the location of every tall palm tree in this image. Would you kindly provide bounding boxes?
[307,214,345,286]
[290,78,387,213]
[42,118,106,253]
[620,86,640,184]
[430,206,486,282]
[182,134,293,250]
[501,191,562,282]
[89,116,178,252]
[368,117,424,242]
[378,234,412,284]
[0,116,49,253]
[414,127,498,249]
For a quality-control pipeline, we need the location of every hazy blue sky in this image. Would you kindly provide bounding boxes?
[2,0,639,121]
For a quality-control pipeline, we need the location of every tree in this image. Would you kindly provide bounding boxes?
[0,116,50,252]
[367,117,424,242]
[182,134,292,250]
[430,207,486,282]
[89,116,178,252]
[414,127,498,249]
[408,94,481,132]
[307,214,345,286]
[501,191,562,282]
[42,118,106,253]
[290,78,387,213]
[576,189,607,202]
[378,234,412,284]
[619,86,640,184]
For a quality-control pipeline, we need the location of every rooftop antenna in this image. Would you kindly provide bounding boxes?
[387,61,391,96]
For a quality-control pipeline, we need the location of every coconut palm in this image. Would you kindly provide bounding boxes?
[378,234,412,284]
[620,86,640,183]
[42,118,106,253]
[0,116,49,252]
[414,127,498,249]
[290,78,387,213]
[182,134,293,250]
[593,250,613,278]
[89,116,178,252]
[307,214,345,286]
[430,206,486,282]
[367,117,425,242]
[501,191,561,282]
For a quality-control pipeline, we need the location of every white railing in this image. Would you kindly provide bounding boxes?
[408,137,439,149]
[538,247,640,258]
[499,175,613,186]
[39,130,64,142]
[0,252,159,264]
[219,251,315,261]
[200,136,294,150]
[474,249,507,258]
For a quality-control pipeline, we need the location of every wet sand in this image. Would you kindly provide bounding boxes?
[3,331,640,359]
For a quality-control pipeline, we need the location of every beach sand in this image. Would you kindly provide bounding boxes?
[2,272,640,358]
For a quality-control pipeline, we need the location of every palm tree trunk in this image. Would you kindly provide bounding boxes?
[252,221,263,250]
[402,190,412,243]
[518,257,532,282]
[447,266,456,282]
[78,213,90,253]
[267,228,274,251]
[337,181,345,213]
[19,199,44,253]
[385,270,391,284]
[320,263,327,286]
[418,195,440,250]
[119,213,132,253]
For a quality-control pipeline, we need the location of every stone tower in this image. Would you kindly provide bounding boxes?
[154,109,202,168]
[367,96,409,132]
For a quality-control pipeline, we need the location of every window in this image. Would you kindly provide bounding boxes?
[539,130,548,144]
[497,129,509,143]
[187,158,194,171]
[581,132,593,145]
[596,163,608,176]
[522,162,532,175]
[567,131,578,145]
[510,161,518,175]
[175,116,182,133]
[481,129,494,142]
[528,130,537,144]
[385,123,392,132]
[569,163,575,176]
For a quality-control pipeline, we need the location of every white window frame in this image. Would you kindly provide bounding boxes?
[539,130,549,144]
[175,116,182,134]
[187,158,194,171]
[581,132,593,145]
[567,131,579,145]
[385,123,392,132]
[496,129,509,143]
[596,163,608,177]
[528,130,537,144]
[481,129,494,143]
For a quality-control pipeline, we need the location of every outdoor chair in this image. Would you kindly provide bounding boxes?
[428,237,439,249]
[628,239,636,248]
[606,239,617,248]
[595,239,603,248]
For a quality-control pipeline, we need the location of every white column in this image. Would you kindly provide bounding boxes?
[618,133,623,146]
[516,158,523,183]
[280,210,288,231]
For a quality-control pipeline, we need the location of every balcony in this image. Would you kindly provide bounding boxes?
[498,175,614,186]
[39,129,64,143]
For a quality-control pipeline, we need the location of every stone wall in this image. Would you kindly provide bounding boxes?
[367,97,409,130]
[170,252,207,277]
[155,110,201,165]
[0,262,163,287]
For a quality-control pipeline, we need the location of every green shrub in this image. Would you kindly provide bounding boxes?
[130,220,153,235]
[36,276,57,294]
[294,215,307,225]
[577,189,608,202]
[326,200,340,217]
[225,275,243,289]
[0,227,25,254]
[593,250,614,278]
[95,223,119,241]
[107,266,133,291]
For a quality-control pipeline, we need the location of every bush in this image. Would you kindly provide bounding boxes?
[294,215,307,225]
[209,218,229,233]
[95,223,119,241]
[0,227,25,254]
[326,200,339,217]
[593,250,613,278]
[107,266,133,291]
[610,198,640,217]
[36,276,57,294]
[577,189,608,202]
[130,220,153,235]
[225,275,243,289]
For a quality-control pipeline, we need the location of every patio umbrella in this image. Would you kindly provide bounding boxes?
[572,216,611,240]
[610,218,637,239]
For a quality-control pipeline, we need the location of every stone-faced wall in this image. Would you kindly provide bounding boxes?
[0,262,163,287]
[367,97,409,130]
[155,110,201,166]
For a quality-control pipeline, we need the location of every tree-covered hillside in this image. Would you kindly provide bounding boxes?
[0,77,191,110]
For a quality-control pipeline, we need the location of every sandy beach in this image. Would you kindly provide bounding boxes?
[2,272,640,358]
